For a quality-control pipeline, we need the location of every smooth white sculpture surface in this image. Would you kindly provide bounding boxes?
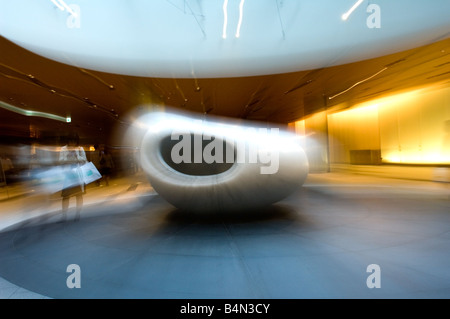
[132,111,308,213]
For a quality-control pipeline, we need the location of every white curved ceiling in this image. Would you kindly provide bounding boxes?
[1,0,450,78]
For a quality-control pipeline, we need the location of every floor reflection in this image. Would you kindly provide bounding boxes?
[0,173,449,299]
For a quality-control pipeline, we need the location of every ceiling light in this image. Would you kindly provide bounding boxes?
[0,100,69,122]
[235,0,245,38]
[328,67,388,100]
[79,69,115,90]
[222,0,228,39]
[342,0,364,21]
[57,0,77,17]
[50,0,77,17]
[50,0,64,11]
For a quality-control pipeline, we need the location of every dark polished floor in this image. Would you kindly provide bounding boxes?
[0,173,449,299]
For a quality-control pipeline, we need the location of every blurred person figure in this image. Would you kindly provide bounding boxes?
[59,132,87,222]
[1,154,13,185]
[98,145,114,186]
[91,143,101,186]
[0,154,13,173]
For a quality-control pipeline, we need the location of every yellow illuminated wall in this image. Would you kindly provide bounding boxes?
[292,82,450,166]
[378,84,450,164]
[328,104,380,164]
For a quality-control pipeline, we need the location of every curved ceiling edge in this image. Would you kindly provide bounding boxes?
[1,0,450,78]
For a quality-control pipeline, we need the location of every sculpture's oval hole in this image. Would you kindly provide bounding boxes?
[159,134,235,176]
